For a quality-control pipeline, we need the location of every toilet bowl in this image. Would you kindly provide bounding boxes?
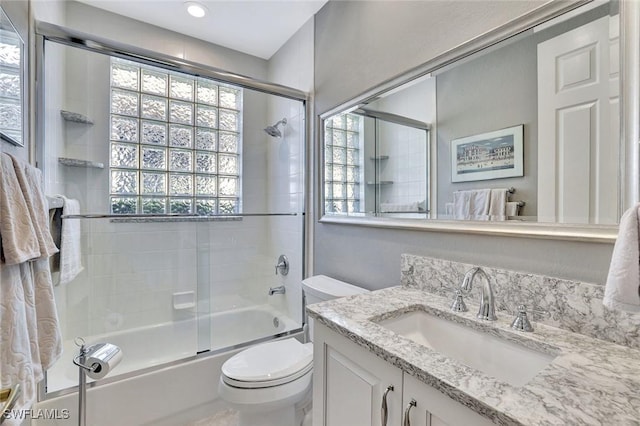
[218,275,368,426]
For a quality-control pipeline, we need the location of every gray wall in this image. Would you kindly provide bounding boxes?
[434,3,613,218]
[313,0,614,289]
[436,34,537,217]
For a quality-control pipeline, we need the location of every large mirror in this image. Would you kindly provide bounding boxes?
[321,0,635,239]
[0,6,25,146]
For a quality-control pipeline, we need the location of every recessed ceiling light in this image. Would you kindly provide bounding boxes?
[185,1,208,18]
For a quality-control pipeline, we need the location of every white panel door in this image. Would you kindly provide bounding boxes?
[537,15,619,224]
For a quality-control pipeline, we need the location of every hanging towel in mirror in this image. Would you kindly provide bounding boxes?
[453,189,490,220]
[488,188,508,221]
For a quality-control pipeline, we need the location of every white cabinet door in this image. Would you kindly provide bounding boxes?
[402,374,494,426]
[313,322,403,426]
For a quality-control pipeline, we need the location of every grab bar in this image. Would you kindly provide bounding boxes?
[61,212,300,219]
[0,384,21,424]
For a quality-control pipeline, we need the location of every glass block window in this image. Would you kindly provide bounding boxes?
[109,58,242,215]
[0,26,22,144]
[324,114,361,214]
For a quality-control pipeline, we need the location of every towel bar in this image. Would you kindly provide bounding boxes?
[60,212,299,219]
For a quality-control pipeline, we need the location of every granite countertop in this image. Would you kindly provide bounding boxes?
[307,286,640,425]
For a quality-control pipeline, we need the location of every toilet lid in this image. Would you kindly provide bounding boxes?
[222,338,313,385]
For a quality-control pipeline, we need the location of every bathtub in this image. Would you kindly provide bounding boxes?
[38,303,301,424]
[209,304,298,351]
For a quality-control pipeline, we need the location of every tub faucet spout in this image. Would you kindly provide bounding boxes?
[268,285,286,296]
[460,267,497,321]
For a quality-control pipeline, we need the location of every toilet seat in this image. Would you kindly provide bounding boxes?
[222,338,313,389]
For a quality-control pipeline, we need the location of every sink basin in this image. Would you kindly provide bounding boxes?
[376,310,555,387]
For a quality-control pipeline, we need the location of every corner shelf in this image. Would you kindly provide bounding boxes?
[60,110,94,125]
[366,181,394,185]
[370,155,389,160]
[58,157,104,169]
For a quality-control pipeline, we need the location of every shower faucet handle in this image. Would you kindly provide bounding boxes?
[275,254,289,276]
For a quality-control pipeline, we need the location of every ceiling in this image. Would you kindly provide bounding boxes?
[76,0,328,60]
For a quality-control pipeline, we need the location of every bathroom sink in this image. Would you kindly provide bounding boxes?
[375,310,555,387]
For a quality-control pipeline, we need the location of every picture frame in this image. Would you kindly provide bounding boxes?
[450,124,524,183]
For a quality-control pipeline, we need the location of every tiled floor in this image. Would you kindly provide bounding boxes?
[188,409,239,426]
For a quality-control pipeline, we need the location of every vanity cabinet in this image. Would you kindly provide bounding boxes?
[312,321,403,426]
[312,322,494,426]
[402,374,494,426]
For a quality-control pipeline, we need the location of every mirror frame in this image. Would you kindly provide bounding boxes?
[0,5,26,147]
[318,0,640,243]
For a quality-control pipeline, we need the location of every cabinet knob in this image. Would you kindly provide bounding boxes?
[381,385,394,426]
[403,398,417,426]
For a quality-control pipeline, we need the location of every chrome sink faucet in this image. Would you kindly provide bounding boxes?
[460,267,497,321]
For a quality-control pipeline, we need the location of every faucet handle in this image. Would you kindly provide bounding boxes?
[510,304,548,332]
[275,254,289,276]
[450,289,468,312]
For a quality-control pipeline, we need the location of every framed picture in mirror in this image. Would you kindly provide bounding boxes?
[450,124,523,183]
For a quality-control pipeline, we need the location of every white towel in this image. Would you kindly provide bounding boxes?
[0,154,62,423]
[445,202,454,217]
[0,154,40,264]
[488,188,508,221]
[603,204,640,312]
[56,195,83,285]
[506,201,520,217]
[452,189,490,220]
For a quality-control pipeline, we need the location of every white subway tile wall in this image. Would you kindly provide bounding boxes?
[42,38,305,392]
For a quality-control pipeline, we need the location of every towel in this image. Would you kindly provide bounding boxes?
[603,204,640,312]
[445,202,454,217]
[452,189,490,220]
[488,188,508,221]
[4,154,58,262]
[506,201,520,217]
[0,154,40,264]
[57,195,83,285]
[0,153,62,423]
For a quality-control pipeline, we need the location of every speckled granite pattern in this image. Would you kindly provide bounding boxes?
[401,254,640,349]
[307,287,640,425]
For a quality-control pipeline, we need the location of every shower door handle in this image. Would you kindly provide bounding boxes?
[380,385,394,426]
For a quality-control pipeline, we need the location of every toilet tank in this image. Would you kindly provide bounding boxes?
[302,275,369,343]
[302,275,369,305]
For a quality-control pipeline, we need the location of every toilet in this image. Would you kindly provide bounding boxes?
[218,275,369,426]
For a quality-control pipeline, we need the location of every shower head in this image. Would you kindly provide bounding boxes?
[264,118,287,138]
